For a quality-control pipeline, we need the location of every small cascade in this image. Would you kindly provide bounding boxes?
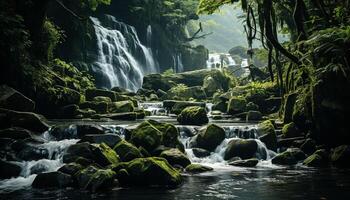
[172,53,184,73]
[90,15,159,91]
[139,102,167,116]
[206,53,238,69]
[146,25,152,47]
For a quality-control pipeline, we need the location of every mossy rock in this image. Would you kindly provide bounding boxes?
[227,97,247,115]
[85,88,116,102]
[257,120,277,151]
[283,93,297,123]
[331,145,350,167]
[177,106,208,125]
[185,164,213,174]
[303,149,329,167]
[171,101,206,115]
[160,148,191,168]
[80,101,108,114]
[246,111,262,121]
[92,96,112,103]
[0,85,35,112]
[113,157,182,187]
[58,162,84,176]
[164,85,207,101]
[114,140,143,162]
[191,124,225,152]
[32,171,72,189]
[224,139,258,160]
[75,165,116,192]
[229,158,259,167]
[212,100,228,113]
[109,100,135,113]
[282,122,301,138]
[272,148,306,165]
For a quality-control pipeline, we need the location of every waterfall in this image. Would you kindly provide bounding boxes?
[90,15,159,91]
[146,25,152,47]
[172,53,184,73]
[206,53,238,69]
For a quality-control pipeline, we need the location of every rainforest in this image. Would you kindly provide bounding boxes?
[0,0,350,199]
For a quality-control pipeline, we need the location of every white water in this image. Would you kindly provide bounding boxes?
[139,102,167,116]
[206,53,237,69]
[90,15,159,91]
[172,53,184,73]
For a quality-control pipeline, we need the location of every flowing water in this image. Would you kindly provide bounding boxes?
[90,15,159,91]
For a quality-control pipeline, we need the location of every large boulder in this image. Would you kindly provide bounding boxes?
[0,127,33,140]
[227,97,247,115]
[229,158,259,167]
[85,88,116,102]
[80,101,108,114]
[0,160,22,179]
[81,134,121,148]
[58,162,84,176]
[177,106,208,125]
[160,148,191,168]
[32,172,72,189]
[303,149,329,167]
[109,100,134,113]
[272,148,306,165]
[50,124,105,140]
[63,142,120,167]
[113,140,143,162]
[282,122,302,138]
[224,139,258,160]
[190,124,225,152]
[257,120,277,151]
[113,157,182,187]
[192,148,211,158]
[164,86,207,101]
[0,109,49,133]
[0,85,35,112]
[185,164,213,174]
[170,101,206,115]
[75,165,116,192]
[246,111,262,121]
[331,145,350,167]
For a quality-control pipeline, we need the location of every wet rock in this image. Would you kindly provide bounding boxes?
[246,111,262,121]
[303,149,329,167]
[0,127,33,140]
[258,120,277,151]
[80,101,108,114]
[113,157,182,187]
[170,101,206,115]
[164,86,207,101]
[300,139,317,155]
[227,97,247,115]
[109,100,134,113]
[100,112,137,121]
[229,158,259,167]
[282,122,302,138]
[58,162,84,176]
[224,139,258,160]
[50,124,105,140]
[192,148,211,158]
[212,100,228,113]
[57,104,79,118]
[81,134,121,148]
[331,145,350,167]
[246,102,259,111]
[0,85,35,112]
[160,148,191,168]
[113,140,143,162]
[92,96,112,103]
[272,148,306,165]
[75,165,116,192]
[75,108,96,118]
[0,160,22,179]
[185,164,213,174]
[85,88,117,102]
[277,136,305,149]
[191,124,225,152]
[177,106,208,125]
[17,146,49,161]
[32,172,72,189]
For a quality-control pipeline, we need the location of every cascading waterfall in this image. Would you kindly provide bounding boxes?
[146,25,152,47]
[90,15,159,91]
[172,53,184,73]
[206,53,237,69]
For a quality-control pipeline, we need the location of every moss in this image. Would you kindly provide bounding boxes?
[109,100,135,113]
[114,140,143,162]
[130,120,163,152]
[257,120,275,136]
[195,124,226,152]
[185,164,213,173]
[282,122,301,138]
[272,148,306,165]
[94,143,120,165]
[177,106,208,125]
[160,148,191,167]
[227,96,247,115]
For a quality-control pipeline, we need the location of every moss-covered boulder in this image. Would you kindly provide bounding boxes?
[80,101,108,114]
[32,171,72,189]
[246,111,262,121]
[109,100,134,113]
[164,85,207,101]
[177,106,208,125]
[80,134,122,148]
[113,157,182,187]
[0,85,35,112]
[224,139,258,160]
[58,162,84,176]
[160,148,191,168]
[227,97,247,115]
[331,145,350,167]
[191,124,225,152]
[257,120,277,151]
[114,140,143,162]
[85,88,116,102]
[192,148,211,158]
[303,149,329,167]
[0,160,22,179]
[282,122,302,138]
[75,165,116,192]
[92,96,112,103]
[171,101,206,115]
[185,164,213,174]
[212,100,228,113]
[229,158,259,167]
[272,148,306,165]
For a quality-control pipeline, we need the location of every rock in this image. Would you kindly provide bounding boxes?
[113,157,182,187]
[246,102,259,111]
[113,140,143,162]
[75,165,116,192]
[92,96,112,103]
[246,111,262,121]
[257,120,277,151]
[50,124,105,140]
[109,101,134,113]
[148,94,159,101]
[282,122,302,138]
[0,127,33,140]
[177,106,208,125]
[81,134,121,148]
[0,160,22,179]
[142,74,175,92]
[75,108,96,118]
[85,88,116,102]
[17,145,49,161]
[57,104,79,118]
[224,139,258,160]
[32,172,72,188]
[185,164,213,174]
[63,142,120,167]
[283,93,297,123]
[77,124,105,135]
[272,148,306,165]
[300,139,317,155]
[99,112,137,121]
[160,148,191,168]
[58,162,84,176]
[212,101,228,113]
[303,149,329,167]
[156,89,167,98]
[277,136,305,149]
[0,85,35,112]
[191,124,225,152]
[0,109,49,133]
[192,148,211,158]
[203,76,221,97]
[229,158,259,167]
[80,101,108,114]
[170,101,206,115]
[257,120,275,136]
[331,145,350,167]
[227,97,247,115]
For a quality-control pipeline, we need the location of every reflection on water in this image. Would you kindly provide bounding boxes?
[2,167,350,200]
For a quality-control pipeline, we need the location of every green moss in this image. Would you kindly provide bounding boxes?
[282,122,301,138]
[95,143,120,165]
[160,148,191,167]
[258,120,275,135]
[109,100,135,113]
[185,164,213,173]
[177,106,208,125]
[130,120,164,152]
[114,140,143,162]
[227,96,247,115]
[196,124,226,151]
